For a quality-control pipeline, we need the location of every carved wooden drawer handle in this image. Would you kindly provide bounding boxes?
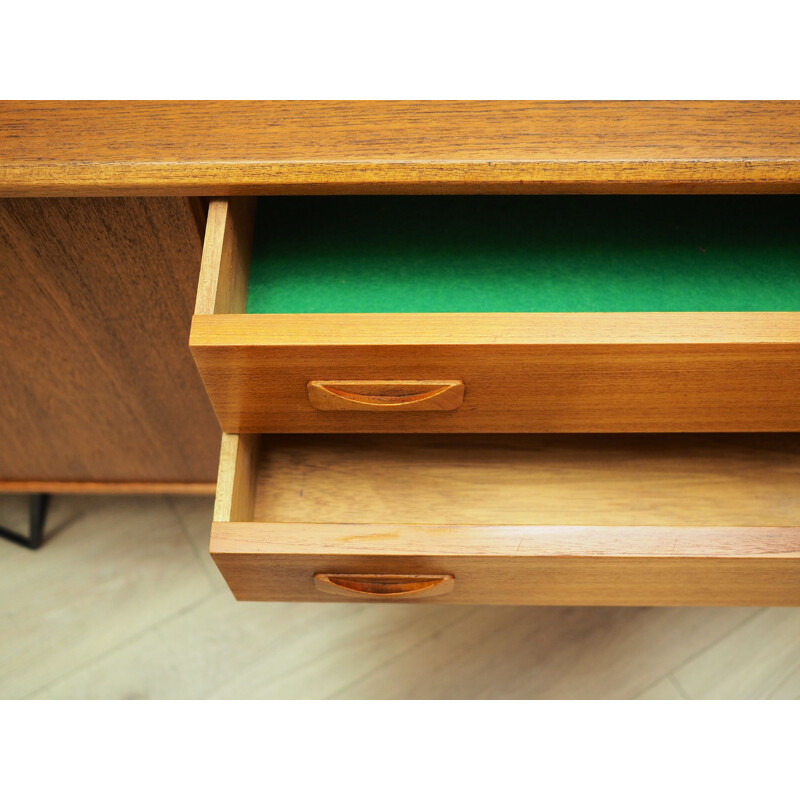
[314,574,455,599]
[307,380,464,411]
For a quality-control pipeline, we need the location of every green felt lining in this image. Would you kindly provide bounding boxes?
[246,196,800,313]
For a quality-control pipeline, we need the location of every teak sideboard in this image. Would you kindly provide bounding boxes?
[1,101,799,605]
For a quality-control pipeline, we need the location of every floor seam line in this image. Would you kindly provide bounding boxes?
[665,607,769,687]
[326,607,479,700]
[667,673,692,700]
[166,495,219,592]
[24,592,217,699]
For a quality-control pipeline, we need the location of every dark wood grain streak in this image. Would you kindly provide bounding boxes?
[0,197,221,483]
[0,481,215,494]
[1,102,799,196]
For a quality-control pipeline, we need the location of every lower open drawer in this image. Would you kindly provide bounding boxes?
[210,432,800,605]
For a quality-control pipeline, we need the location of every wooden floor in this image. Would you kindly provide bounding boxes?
[1,493,798,700]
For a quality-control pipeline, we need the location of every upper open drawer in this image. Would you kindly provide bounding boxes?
[190,197,800,433]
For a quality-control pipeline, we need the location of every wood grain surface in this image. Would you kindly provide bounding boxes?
[194,197,255,316]
[0,197,220,484]
[211,544,800,606]
[248,433,800,527]
[192,313,800,433]
[0,481,215,495]
[306,380,465,411]
[209,432,800,605]
[2,102,800,195]
[213,433,259,523]
[313,573,456,599]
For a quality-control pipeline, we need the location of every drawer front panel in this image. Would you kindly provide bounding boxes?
[191,327,800,433]
[210,523,800,606]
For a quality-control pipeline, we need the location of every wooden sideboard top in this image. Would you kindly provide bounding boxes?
[1,101,799,196]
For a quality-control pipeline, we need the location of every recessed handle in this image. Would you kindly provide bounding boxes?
[307,380,464,411]
[314,574,455,599]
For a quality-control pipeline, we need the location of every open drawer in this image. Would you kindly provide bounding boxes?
[210,432,800,604]
[191,196,800,433]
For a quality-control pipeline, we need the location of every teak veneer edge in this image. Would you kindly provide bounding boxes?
[3,101,800,195]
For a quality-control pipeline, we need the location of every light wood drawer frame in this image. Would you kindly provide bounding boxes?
[190,198,800,434]
[210,433,800,605]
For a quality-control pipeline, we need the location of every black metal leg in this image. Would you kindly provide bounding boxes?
[0,494,49,549]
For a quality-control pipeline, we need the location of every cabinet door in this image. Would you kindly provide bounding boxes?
[0,197,220,488]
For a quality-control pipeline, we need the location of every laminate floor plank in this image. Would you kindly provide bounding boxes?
[637,676,688,700]
[0,495,214,698]
[672,608,800,699]
[33,596,472,700]
[767,667,800,700]
[330,606,760,700]
[169,495,228,591]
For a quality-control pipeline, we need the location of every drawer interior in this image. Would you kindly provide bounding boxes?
[246,196,800,314]
[225,432,800,527]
